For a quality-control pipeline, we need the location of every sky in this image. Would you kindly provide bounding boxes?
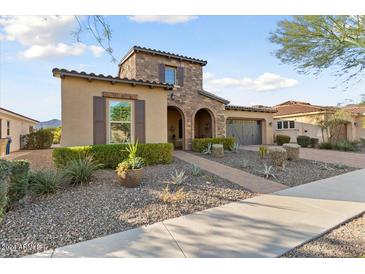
[0,15,364,121]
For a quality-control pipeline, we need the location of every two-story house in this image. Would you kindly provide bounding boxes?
[53,46,276,149]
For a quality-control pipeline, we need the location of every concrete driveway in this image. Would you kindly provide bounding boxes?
[241,145,365,169]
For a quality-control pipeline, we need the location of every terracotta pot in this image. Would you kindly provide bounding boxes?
[116,168,143,188]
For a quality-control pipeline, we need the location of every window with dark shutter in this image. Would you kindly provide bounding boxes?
[93,96,106,144]
[177,67,184,87]
[134,100,146,143]
[158,64,165,83]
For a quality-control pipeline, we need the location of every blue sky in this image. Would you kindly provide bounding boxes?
[0,15,364,121]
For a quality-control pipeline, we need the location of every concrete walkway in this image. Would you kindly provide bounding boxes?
[28,169,365,258]
[174,150,287,194]
[242,145,365,169]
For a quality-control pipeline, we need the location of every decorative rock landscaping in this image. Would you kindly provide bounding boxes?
[0,158,255,258]
[195,149,357,187]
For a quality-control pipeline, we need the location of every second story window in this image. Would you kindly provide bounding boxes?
[165,66,176,85]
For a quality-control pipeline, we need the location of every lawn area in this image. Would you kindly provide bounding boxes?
[194,150,357,187]
[0,158,255,257]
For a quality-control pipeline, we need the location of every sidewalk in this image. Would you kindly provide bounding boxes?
[28,168,365,258]
[241,145,365,169]
[174,151,287,194]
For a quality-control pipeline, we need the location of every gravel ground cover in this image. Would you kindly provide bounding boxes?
[282,213,365,258]
[0,158,255,257]
[194,150,357,187]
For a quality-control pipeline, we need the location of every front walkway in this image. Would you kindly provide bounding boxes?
[28,168,365,258]
[242,145,365,169]
[174,151,287,194]
[3,149,54,170]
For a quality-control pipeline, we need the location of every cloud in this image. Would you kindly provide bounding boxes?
[0,16,104,59]
[204,72,298,92]
[128,15,198,24]
[18,43,103,59]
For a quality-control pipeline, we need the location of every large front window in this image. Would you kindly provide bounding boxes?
[165,66,176,85]
[109,100,132,143]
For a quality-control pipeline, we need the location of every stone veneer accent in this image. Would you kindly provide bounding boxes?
[120,51,226,149]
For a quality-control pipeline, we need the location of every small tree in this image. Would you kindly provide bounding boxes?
[317,109,350,143]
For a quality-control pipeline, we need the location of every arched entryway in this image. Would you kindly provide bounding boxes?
[167,106,184,149]
[194,108,214,138]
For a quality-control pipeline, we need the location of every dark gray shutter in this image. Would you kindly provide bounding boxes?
[135,100,146,144]
[177,67,184,87]
[158,63,165,83]
[93,96,106,144]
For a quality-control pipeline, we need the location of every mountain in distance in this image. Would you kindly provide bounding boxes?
[37,119,61,129]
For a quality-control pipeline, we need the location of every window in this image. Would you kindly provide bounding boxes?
[289,120,295,129]
[283,121,289,129]
[277,121,282,129]
[6,120,10,136]
[109,100,132,144]
[165,66,176,85]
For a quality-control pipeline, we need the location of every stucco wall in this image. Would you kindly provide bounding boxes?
[274,114,326,143]
[224,110,275,144]
[60,77,168,147]
[0,112,37,152]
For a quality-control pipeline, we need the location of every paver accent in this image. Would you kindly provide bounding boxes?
[174,150,287,194]
[241,145,365,168]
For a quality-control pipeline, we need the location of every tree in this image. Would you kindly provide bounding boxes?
[316,109,350,143]
[270,16,365,86]
[360,94,365,105]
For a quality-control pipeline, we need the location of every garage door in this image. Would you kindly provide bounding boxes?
[226,119,262,145]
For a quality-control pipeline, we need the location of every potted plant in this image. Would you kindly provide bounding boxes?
[115,141,144,188]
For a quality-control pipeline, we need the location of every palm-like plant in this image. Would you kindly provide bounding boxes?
[63,156,102,185]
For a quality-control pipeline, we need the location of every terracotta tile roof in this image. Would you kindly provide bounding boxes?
[52,68,174,89]
[274,101,336,116]
[225,105,277,113]
[198,90,230,104]
[342,104,365,115]
[119,46,208,66]
[0,107,39,123]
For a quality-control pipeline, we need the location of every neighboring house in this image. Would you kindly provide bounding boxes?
[0,107,39,152]
[273,101,365,143]
[53,46,276,149]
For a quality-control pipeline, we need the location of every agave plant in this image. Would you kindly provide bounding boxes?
[231,142,240,153]
[191,164,201,176]
[169,169,187,185]
[259,164,277,179]
[202,143,212,154]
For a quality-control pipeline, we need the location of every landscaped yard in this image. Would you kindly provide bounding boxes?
[194,149,357,187]
[282,213,365,258]
[0,158,255,257]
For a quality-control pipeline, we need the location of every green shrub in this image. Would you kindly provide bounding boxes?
[310,138,319,148]
[296,135,311,147]
[276,135,291,146]
[0,159,12,222]
[24,128,54,149]
[51,127,62,144]
[319,142,333,149]
[63,156,103,185]
[29,170,62,196]
[192,138,235,152]
[7,160,29,207]
[333,141,357,152]
[53,143,173,169]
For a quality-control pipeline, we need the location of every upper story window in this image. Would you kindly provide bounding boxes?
[165,66,176,85]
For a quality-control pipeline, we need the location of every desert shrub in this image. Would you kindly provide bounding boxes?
[276,135,291,146]
[310,138,319,148]
[319,142,333,149]
[332,141,357,152]
[29,170,62,196]
[268,147,287,166]
[258,146,268,159]
[161,186,187,203]
[23,128,54,149]
[51,127,62,144]
[53,143,173,168]
[7,160,29,207]
[283,143,300,160]
[0,159,12,221]
[63,156,103,185]
[296,135,311,147]
[192,137,235,152]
